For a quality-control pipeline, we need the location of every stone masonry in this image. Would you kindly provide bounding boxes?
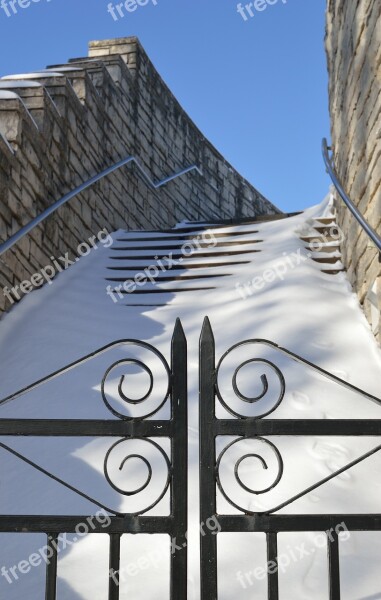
[0,37,279,313]
[326,0,381,340]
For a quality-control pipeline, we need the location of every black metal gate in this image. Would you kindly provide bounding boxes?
[0,319,188,599]
[1,317,381,599]
[199,317,381,600]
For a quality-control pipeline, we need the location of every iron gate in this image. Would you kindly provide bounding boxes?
[0,319,188,599]
[199,317,381,600]
[1,317,381,599]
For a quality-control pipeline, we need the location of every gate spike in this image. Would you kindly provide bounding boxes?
[172,317,186,344]
[200,316,214,345]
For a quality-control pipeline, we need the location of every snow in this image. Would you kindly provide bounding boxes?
[0,80,42,88]
[0,90,20,99]
[0,193,380,599]
[1,72,64,80]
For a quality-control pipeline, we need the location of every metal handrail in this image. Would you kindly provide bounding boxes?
[0,156,203,256]
[322,138,381,253]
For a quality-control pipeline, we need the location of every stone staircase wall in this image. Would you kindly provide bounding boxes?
[325,0,381,340]
[0,37,278,312]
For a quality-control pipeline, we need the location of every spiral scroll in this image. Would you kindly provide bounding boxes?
[216,343,286,419]
[104,437,171,515]
[102,355,170,420]
[216,437,283,514]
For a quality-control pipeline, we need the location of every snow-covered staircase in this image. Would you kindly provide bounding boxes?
[105,218,263,306]
[1,195,381,600]
[105,211,344,308]
[298,216,344,275]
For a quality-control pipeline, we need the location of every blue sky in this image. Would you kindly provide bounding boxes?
[0,0,330,212]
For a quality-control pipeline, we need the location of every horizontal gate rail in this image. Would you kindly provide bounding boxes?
[210,419,381,436]
[0,515,175,534]
[3,513,380,534]
[216,514,381,532]
[2,419,381,437]
[0,419,172,436]
[0,319,188,600]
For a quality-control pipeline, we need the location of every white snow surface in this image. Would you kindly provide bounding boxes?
[0,80,42,88]
[0,194,381,599]
[1,72,64,80]
[0,90,20,99]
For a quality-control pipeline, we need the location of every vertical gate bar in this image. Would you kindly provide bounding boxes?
[327,531,341,600]
[266,532,279,600]
[199,317,218,600]
[109,533,121,600]
[170,318,188,599]
[45,533,58,600]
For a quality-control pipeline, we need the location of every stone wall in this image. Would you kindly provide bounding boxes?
[0,37,278,313]
[325,0,381,340]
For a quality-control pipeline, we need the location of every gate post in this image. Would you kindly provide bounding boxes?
[170,318,188,598]
[199,317,218,599]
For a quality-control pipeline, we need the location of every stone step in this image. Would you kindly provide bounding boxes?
[109,249,261,261]
[311,225,341,235]
[321,268,344,275]
[106,260,251,271]
[110,239,263,251]
[112,286,217,295]
[116,230,260,242]
[306,245,340,253]
[314,217,336,225]
[106,273,232,283]
[311,256,342,265]
[300,235,338,244]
